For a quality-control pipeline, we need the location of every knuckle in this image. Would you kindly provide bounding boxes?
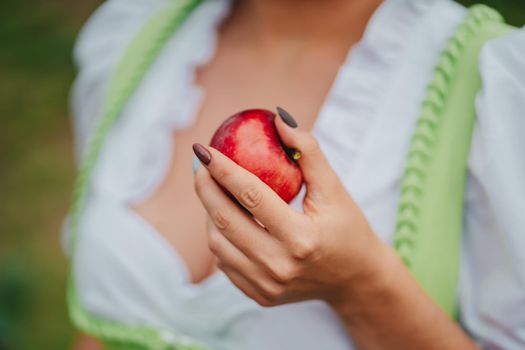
[290,235,319,261]
[280,261,300,282]
[267,259,298,283]
[215,167,230,183]
[260,283,285,303]
[211,209,230,230]
[208,231,222,254]
[239,186,263,209]
[301,134,321,155]
[255,296,273,308]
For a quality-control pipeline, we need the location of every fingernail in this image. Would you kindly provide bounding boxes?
[192,154,201,173]
[192,143,212,165]
[277,107,298,128]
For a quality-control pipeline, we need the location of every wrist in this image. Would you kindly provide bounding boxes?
[329,239,405,322]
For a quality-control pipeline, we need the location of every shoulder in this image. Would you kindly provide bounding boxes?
[70,0,172,160]
[73,0,170,69]
[468,24,525,211]
[72,0,175,89]
[480,24,525,62]
[474,26,525,165]
[478,26,525,100]
[462,25,525,347]
[70,0,230,161]
[469,25,525,211]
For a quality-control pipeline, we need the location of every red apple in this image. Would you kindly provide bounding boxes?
[209,109,303,203]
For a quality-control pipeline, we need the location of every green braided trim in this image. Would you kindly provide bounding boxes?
[393,5,504,267]
[67,0,208,349]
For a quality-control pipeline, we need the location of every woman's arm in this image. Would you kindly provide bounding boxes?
[331,243,474,349]
[193,111,477,349]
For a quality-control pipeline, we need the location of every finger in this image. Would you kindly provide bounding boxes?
[193,143,298,237]
[206,215,265,283]
[205,213,299,307]
[222,261,311,307]
[219,265,274,307]
[220,263,289,307]
[206,223,284,304]
[195,166,283,265]
[275,107,343,205]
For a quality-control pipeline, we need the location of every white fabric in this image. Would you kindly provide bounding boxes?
[68,0,525,348]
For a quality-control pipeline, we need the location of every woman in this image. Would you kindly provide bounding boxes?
[68,0,525,349]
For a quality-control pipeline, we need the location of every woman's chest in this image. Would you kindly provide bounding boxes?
[132,48,353,282]
[108,0,463,288]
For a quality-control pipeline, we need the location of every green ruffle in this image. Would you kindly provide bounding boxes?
[393,4,504,267]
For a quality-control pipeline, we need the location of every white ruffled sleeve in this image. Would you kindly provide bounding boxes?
[70,0,169,163]
[461,27,525,349]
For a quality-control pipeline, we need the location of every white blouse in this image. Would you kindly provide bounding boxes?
[67,0,525,349]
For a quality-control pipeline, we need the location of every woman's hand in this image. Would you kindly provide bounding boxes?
[192,112,388,307]
[193,109,477,350]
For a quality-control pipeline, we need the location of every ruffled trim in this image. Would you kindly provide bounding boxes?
[87,0,232,203]
[161,0,233,130]
[393,5,504,266]
[123,0,233,203]
[313,0,438,181]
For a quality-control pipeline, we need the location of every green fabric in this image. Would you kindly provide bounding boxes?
[393,5,515,318]
[65,1,514,348]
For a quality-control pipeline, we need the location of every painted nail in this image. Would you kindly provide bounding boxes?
[192,154,201,173]
[192,143,212,165]
[276,107,298,128]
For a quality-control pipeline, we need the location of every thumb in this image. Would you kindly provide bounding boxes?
[275,107,343,206]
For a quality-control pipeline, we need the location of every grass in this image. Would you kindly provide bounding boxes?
[0,1,523,349]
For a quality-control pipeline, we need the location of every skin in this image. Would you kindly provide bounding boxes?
[76,0,479,348]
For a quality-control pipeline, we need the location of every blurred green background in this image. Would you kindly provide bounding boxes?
[0,0,523,349]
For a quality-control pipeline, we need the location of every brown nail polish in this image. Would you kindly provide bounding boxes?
[276,107,298,128]
[192,143,212,165]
